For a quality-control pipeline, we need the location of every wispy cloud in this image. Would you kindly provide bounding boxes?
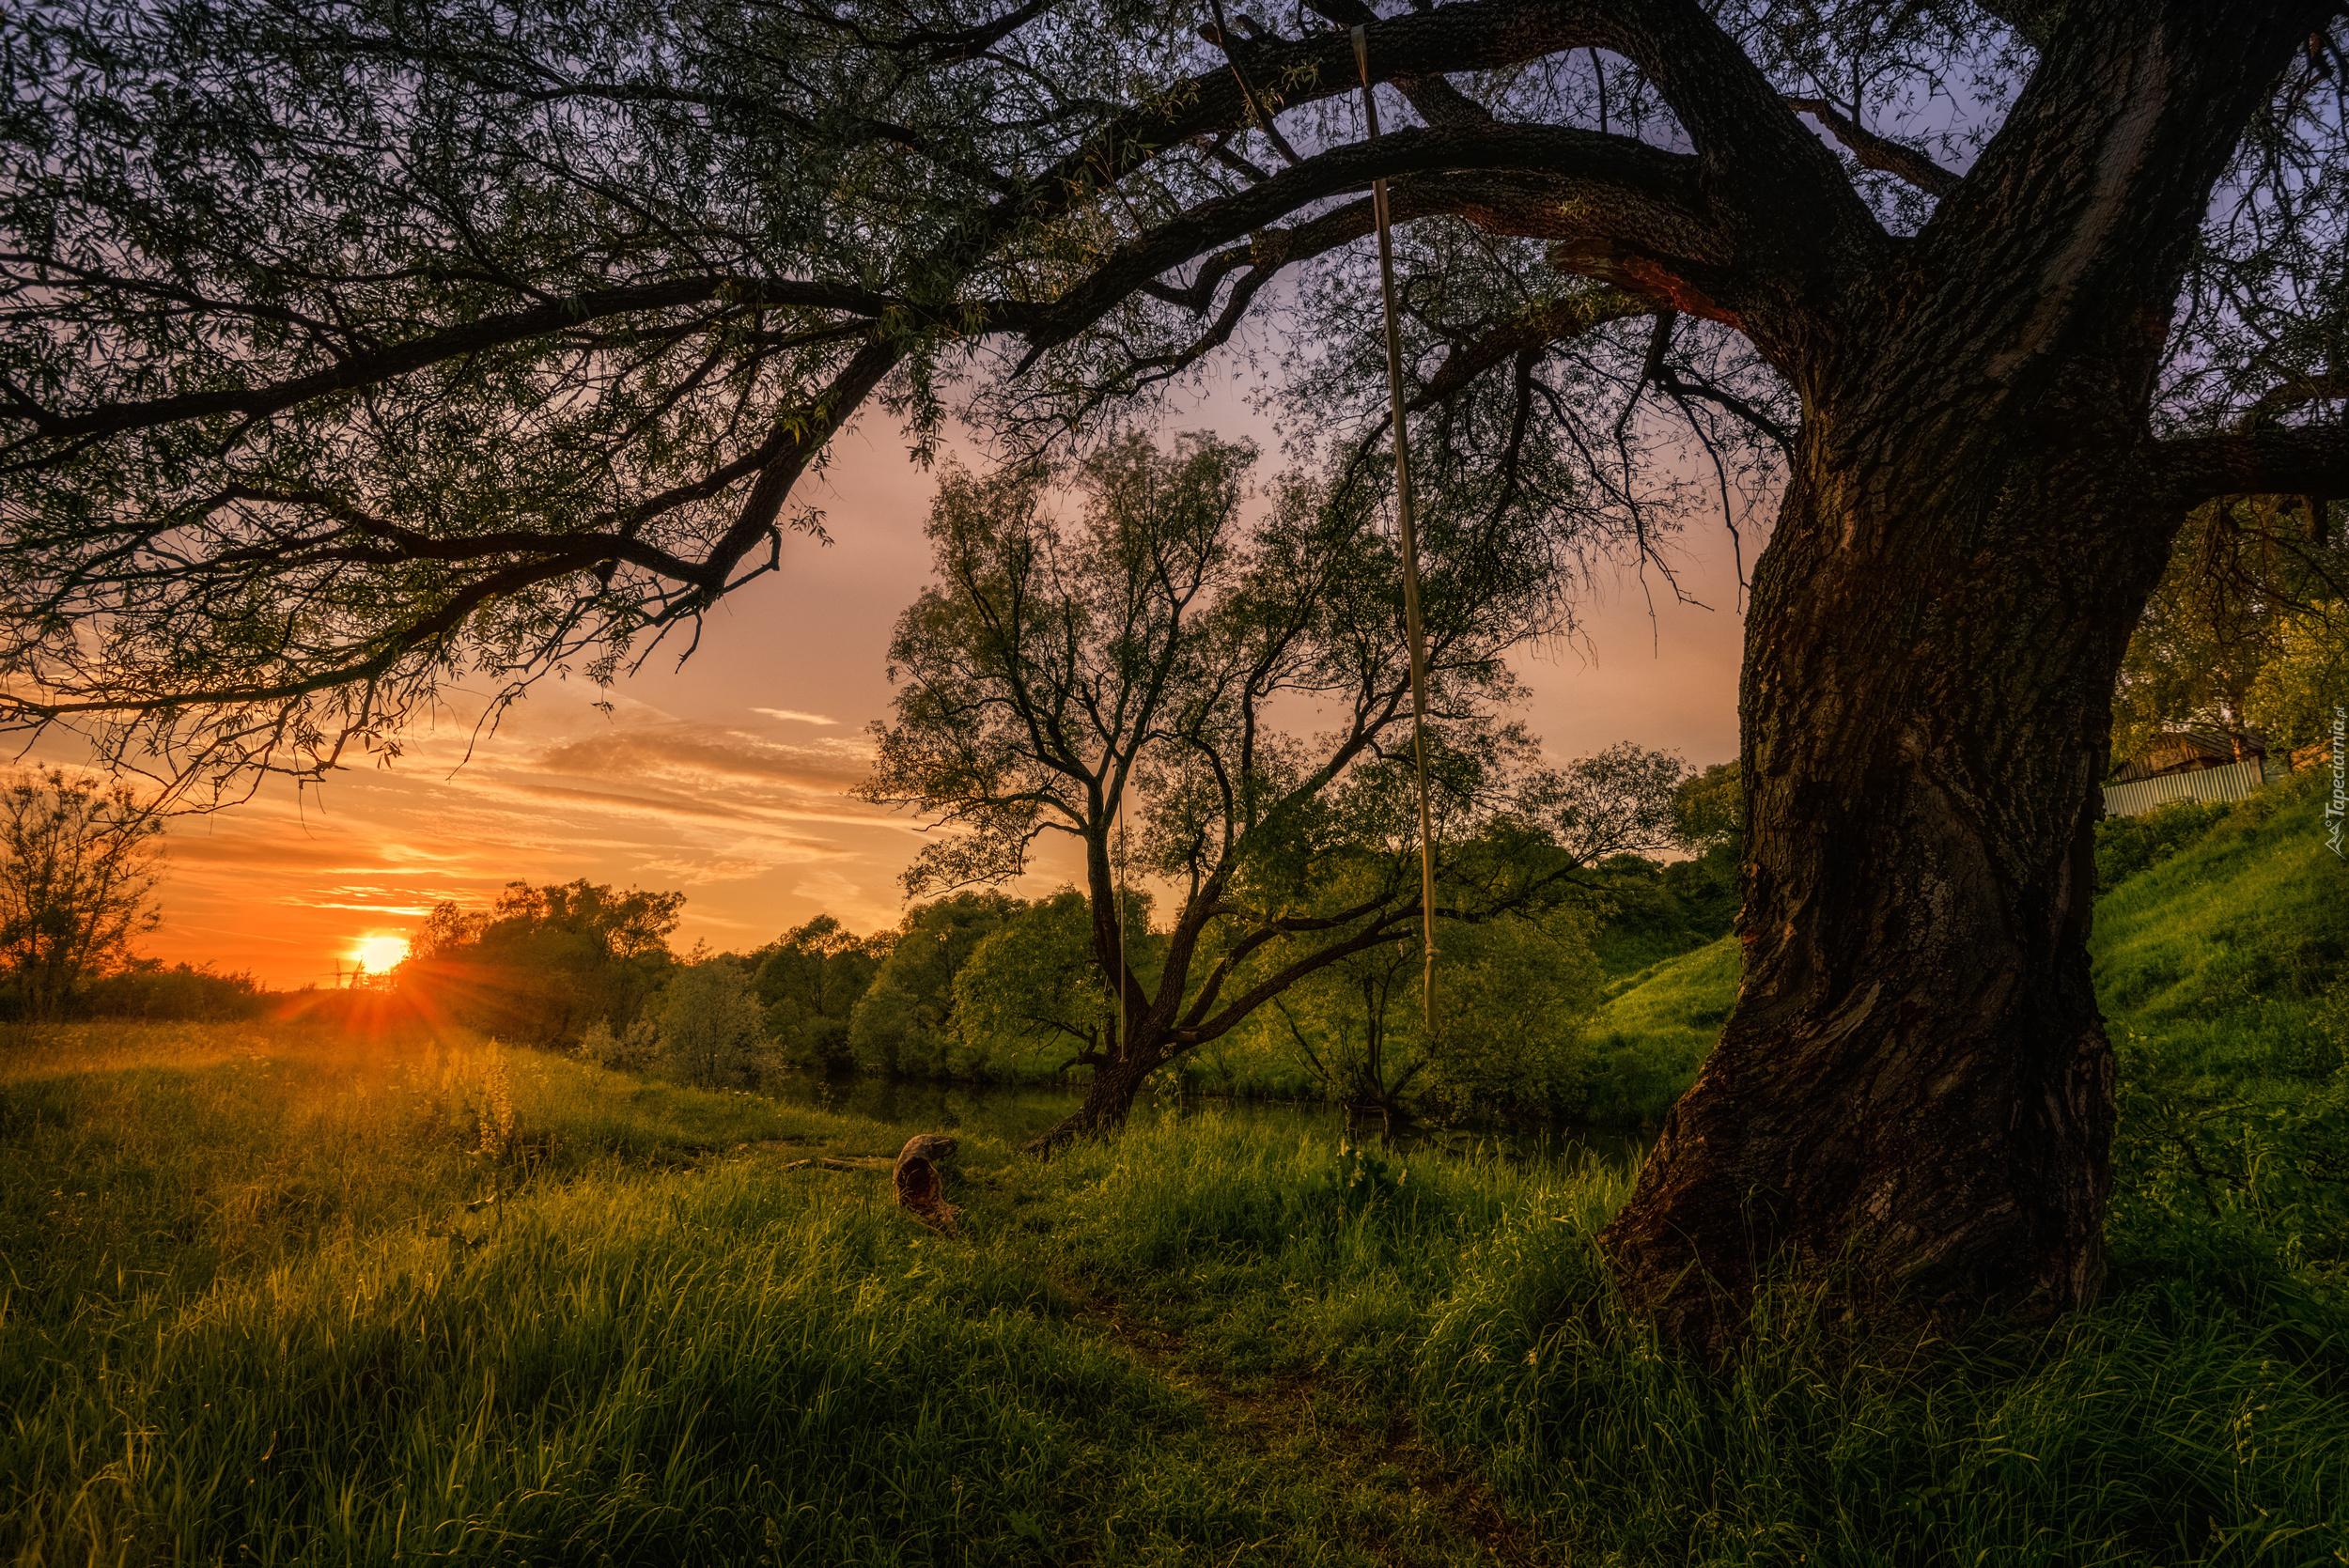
[138,691,933,983]
[637,854,792,885]
[530,728,866,793]
[751,706,839,726]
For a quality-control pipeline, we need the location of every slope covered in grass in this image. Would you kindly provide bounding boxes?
[6,1021,2348,1564]
[1585,935,1739,1124]
[1584,767,2349,1123]
[2092,770,2348,1095]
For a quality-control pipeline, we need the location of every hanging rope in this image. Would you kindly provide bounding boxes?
[1352,25,1440,1034]
[1114,787,1131,1060]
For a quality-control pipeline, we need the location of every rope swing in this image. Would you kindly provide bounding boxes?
[1352,25,1441,1034]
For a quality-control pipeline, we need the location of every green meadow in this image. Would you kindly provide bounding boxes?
[4,770,2347,1564]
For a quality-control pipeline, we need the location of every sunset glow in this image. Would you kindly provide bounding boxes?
[81,423,1740,988]
[348,935,411,973]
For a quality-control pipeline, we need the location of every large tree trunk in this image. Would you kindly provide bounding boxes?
[1595,0,2325,1346]
[1600,352,2181,1346]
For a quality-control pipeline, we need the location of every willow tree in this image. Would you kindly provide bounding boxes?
[858,430,1681,1145]
[5,0,2345,1337]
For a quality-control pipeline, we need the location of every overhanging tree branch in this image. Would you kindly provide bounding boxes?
[2154,422,2349,508]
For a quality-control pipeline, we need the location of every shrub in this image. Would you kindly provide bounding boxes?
[573,1014,660,1070]
[74,961,266,1020]
[2093,795,2234,892]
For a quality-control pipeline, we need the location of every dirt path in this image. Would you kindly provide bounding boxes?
[1064,1286,1548,1568]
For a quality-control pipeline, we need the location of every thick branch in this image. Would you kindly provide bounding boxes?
[1299,0,1497,127]
[2154,423,2349,508]
[0,278,896,460]
[1784,97,1961,198]
[1021,126,1717,356]
[1009,0,1875,317]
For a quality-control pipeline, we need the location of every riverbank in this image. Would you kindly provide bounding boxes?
[5,1018,2345,1564]
[753,1063,1651,1167]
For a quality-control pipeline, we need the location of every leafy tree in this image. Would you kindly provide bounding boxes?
[860,431,1680,1142]
[1266,877,1604,1126]
[2108,499,2348,767]
[1267,921,1422,1124]
[655,961,769,1088]
[2247,601,2349,753]
[847,892,1023,1076]
[755,915,889,1069]
[10,0,2349,1337]
[1421,905,1605,1120]
[403,878,683,1047]
[480,880,686,960]
[1672,762,1743,855]
[955,887,1158,1079]
[0,769,163,1020]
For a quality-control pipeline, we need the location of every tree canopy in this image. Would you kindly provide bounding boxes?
[857,425,1683,1138]
[2109,498,2347,767]
[10,0,2340,788]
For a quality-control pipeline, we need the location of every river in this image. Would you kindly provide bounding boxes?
[757,1069,1652,1171]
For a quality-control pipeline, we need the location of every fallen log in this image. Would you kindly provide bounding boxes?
[894,1134,961,1234]
[777,1134,963,1234]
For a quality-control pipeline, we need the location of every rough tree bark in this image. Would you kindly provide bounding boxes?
[1598,0,2335,1343]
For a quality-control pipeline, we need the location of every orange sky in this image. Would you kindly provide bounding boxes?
[25,394,1758,990]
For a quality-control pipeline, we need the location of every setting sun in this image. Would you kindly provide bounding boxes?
[347,935,410,973]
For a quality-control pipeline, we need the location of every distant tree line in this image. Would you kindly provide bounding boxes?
[394,745,1738,1128]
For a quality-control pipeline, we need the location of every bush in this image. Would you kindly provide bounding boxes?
[2093,796,2235,892]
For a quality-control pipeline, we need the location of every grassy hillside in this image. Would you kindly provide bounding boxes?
[7,1019,2349,1564]
[2092,775,2348,1095]
[1586,767,2349,1126]
[1585,936,1739,1124]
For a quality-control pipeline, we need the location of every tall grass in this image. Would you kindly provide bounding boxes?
[0,1023,1198,1565]
[7,1023,2347,1564]
[1062,1117,2349,1565]
[6,1163,1178,1564]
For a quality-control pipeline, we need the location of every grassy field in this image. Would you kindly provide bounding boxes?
[1588,767,2349,1126]
[6,1001,2348,1564]
[1585,937,1740,1126]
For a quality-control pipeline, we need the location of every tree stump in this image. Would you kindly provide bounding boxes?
[892,1133,961,1234]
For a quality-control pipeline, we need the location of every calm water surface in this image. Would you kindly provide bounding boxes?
[759,1071,1650,1172]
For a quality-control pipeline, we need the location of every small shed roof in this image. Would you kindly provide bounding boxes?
[2110,727,2267,784]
